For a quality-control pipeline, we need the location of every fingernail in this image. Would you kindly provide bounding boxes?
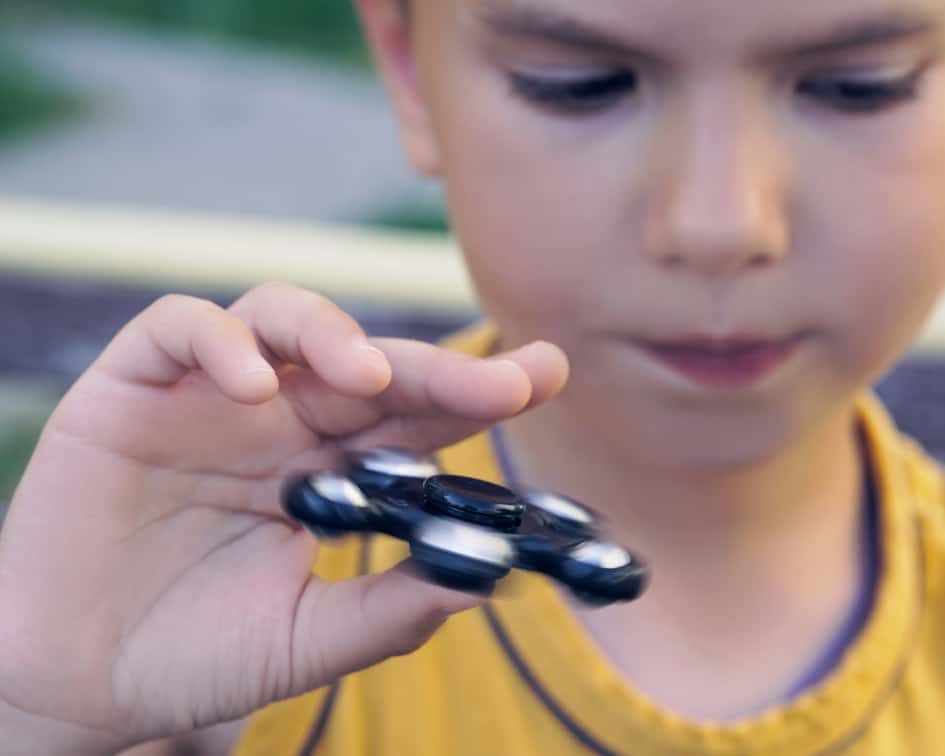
[354,341,391,383]
[489,358,523,373]
[245,355,274,374]
[357,342,387,359]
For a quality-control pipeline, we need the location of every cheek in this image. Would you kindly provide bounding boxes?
[450,171,582,339]
[808,109,945,378]
[435,86,608,338]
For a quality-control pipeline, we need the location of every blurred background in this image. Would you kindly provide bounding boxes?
[1,1,945,520]
[0,0,477,519]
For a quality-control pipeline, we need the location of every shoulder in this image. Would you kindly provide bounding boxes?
[890,428,945,597]
[859,391,945,583]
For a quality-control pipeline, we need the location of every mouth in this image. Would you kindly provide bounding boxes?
[636,334,808,389]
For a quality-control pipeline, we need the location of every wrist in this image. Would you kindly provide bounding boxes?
[0,698,123,756]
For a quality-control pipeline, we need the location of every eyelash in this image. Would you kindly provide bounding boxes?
[796,70,923,113]
[509,68,923,116]
[509,70,638,113]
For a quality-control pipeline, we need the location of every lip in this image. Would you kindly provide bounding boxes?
[637,334,807,389]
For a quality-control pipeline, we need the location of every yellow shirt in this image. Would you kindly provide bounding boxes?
[234,324,945,755]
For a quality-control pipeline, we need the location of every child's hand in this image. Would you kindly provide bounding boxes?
[0,283,568,755]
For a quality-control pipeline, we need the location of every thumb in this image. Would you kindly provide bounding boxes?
[286,560,486,696]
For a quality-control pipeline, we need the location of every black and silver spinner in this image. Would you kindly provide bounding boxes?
[282,449,649,606]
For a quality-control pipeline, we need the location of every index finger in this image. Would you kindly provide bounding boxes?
[340,337,569,453]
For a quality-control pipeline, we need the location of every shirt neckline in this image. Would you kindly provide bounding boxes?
[489,419,884,706]
[472,392,923,755]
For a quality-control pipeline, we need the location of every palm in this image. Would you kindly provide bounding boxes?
[7,366,341,740]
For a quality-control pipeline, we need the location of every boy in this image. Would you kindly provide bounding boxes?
[4,0,945,753]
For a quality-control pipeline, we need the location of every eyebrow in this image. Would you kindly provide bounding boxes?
[476,3,940,61]
[776,12,939,57]
[476,3,647,58]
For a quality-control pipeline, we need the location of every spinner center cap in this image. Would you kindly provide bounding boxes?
[423,475,525,532]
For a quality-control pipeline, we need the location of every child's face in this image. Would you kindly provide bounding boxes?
[385,0,945,463]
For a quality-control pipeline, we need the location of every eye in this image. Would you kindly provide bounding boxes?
[797,69,923,114]
[509,69,637,114]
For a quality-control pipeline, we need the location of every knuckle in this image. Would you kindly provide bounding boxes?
[296,301,362,340]
[392,599,451,658]
[391,615,444,658]
[427,594,457,627]
[297,290,344,322]
[389,635,423,658]
[252,281,299,300]
[151,293,223,320]
[242,283,351,327]
[251,282,333,315]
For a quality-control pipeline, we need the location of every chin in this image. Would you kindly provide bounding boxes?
[596,389,805,472]
[672,433,790,471]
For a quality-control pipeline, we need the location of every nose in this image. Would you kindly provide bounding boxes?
[644,94,789,276]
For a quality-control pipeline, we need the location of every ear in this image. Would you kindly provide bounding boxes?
[355,0,441,176]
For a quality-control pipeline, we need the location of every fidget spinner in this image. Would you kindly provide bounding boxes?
[282,449,649,605]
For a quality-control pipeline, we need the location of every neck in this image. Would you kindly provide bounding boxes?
[500,394,868,720]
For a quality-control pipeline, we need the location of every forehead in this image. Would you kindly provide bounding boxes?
[432,0,944,58]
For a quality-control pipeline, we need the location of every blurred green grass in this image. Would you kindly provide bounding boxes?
[27,0,371,67]
[0,418,47,520]
[366,203,451,234]
[0,49,83,142]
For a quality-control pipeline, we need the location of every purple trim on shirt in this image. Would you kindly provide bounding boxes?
[785,433,880,699]
[298,536,374,756]
[488,423,882,702]
[490,423,520,488]
[482,602,620,756]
